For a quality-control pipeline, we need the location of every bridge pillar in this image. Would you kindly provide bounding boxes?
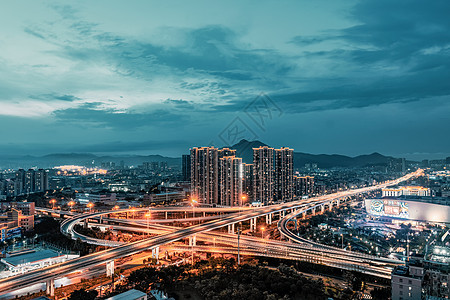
[189,235,197,246]
[152,247,160,262]
[106,260,114,277]
[83,219,88,229]
[336,200,340,207]
[311,208,315,216]
[302,212,306,219]
[250,218,257,232]
[266,214,272,225]
[228,224,235,234]
[46,278,55,296]
[329,202,333,211]
[321,205,325,214]
[165,211,168,219]
[203,211,206,218]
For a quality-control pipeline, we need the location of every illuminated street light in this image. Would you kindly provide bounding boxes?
[145,212,151,236]
[50,199,57,210]
[191,198,197,223]
[87,202,94,213]
[261,226,265,239]
[113,205,120,210]
[241,195,247,207]
[68,201,75,211]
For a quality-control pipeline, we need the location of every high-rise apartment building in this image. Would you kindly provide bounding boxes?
[34,169,48,192]
[253,146,274,204]
[242,163,253,202]
[191,145,293,206]
[190,147,220,205]
[218,148,236,158]
[219,156,242,206]
[274,147,294,202]
[190,147,239,206]
[15,169,25,194]
[182,154,191,182]
[294,176,315,197]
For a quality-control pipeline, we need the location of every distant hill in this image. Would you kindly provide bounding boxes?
[230,139,395,168]
[0,153,180,169]
[0,139,399,170]
[229,139,268,163]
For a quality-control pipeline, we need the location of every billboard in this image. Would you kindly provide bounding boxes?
[370,199,409,219]
[365,198,450,223]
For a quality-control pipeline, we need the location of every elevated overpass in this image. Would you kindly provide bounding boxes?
[0,170,420,295]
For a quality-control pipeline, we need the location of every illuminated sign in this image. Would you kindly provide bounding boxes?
[370,199,409,219]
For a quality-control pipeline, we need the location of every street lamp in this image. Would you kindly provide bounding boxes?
[145,212,151,236]
[241,195,247,207]
[237,224,242,265]
[87,202,94,213]
[191,198,197,223]
[261,226,265,239]
[68,201,75,211]
[50,199,57,210]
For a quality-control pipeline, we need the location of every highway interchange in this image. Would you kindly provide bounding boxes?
[0,170,421,295]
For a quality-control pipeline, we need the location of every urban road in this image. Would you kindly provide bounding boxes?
[0,170,420,294]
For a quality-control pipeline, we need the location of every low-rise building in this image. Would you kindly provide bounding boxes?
[392,261,450,300]
[391,265,423,300]
[143,192,184,205]
[0,208,34,234]
[383,186,431,197]
[0,249,79,278]
[76,192,117,204]
[106,289,147,300]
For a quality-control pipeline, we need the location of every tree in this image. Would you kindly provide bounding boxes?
[68,288,98,300]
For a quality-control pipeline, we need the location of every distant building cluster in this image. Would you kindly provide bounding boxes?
[142,161,168,172]
[0,169,48,198]
[187,146,308,206]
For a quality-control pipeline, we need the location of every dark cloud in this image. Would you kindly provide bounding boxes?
[4,1,449,158]
[30,93,81,101]
[52,103,190,129]
[163,99,195,109]
[282,0,450,113]
[72,139,189,153]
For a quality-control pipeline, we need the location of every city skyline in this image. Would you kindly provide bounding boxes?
[0,2,449,299]
[0,1,449,160]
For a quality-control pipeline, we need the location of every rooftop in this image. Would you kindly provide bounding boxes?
[106,289,147,300]
[2,249,61,267]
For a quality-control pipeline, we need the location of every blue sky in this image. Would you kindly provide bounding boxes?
[0,0,449,159]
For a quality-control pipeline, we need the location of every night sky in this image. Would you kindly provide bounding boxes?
[0,1,449,159]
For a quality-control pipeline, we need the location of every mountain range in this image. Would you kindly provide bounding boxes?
[229,139,397,168]
[0,139,400,169]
